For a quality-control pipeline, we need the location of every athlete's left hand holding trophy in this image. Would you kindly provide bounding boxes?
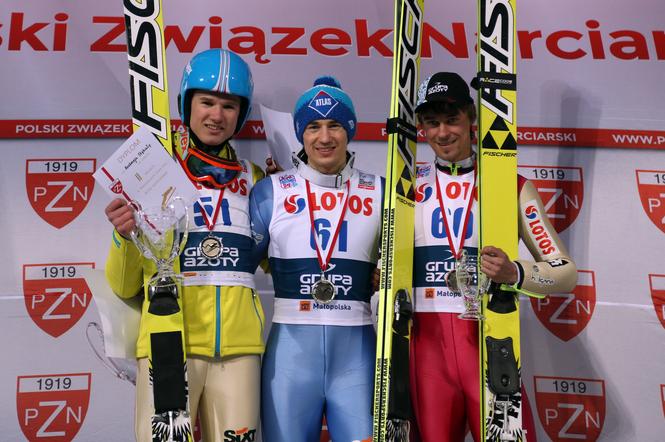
[95,126,197,292]
[93,126,198,439]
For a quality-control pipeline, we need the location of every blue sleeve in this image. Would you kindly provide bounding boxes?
[249,176,274,272]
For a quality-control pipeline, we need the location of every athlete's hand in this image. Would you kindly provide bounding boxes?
[480,246,517,284]
[265,157,283,175]
[371,267,381,292]
[105,198,136,239]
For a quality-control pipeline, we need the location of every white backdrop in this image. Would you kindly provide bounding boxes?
[1,1,665,441]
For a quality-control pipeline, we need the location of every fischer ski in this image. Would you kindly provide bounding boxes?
[122,1,193,440]
[476,0,522,440]
[372,0,424,441]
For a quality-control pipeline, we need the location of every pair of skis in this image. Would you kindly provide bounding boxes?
[372,0,423,440]
[374,0,523,441]
[121,0,520,440]
[122,1,192,441]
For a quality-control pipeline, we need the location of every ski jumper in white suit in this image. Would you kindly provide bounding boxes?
[250,157,383,442]
[410,155,578,442]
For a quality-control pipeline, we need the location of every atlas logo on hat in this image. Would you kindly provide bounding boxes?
[416,72,473,113]
[308,90,339,118]
[293,76,357,143]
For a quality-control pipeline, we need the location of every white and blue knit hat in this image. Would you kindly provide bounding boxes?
[293,76,357,143]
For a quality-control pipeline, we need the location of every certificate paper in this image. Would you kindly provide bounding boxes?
[260,104,300,170]
[93,126,197,211]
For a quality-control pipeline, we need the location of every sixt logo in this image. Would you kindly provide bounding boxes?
[415,184,433,202]
[124,0,169,140]
[524,202,559,256]
[223,427,256,442]
[284,194,306,214]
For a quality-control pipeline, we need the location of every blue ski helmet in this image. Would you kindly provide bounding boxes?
[178,49,254,134]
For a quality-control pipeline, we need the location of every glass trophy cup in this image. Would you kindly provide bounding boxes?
[130,197,189,316]
[446,249,490,320]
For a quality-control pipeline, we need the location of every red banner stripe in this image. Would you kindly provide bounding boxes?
[2,119,665,149]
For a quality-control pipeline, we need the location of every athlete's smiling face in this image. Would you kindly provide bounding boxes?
[420,109,473,163]
[188,91,241,146]
[302,119,349,174]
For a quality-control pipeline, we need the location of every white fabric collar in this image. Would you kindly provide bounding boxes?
[292,152,356,188]
[435,152,476,170]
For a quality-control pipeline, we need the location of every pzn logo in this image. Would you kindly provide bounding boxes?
[25,159,96,229]
[223,427,256,442]
[284,194,306,214]
[16,373,91,442]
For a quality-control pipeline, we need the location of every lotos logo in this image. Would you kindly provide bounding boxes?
[17,373,91,442]
[223,427,257,442]
[635,170,665,234]
[649,274,665,329]
[26,159,96,229]
[523,201,559,256]
[525,204,538,219]
[284,194,306,214]
[226,178,248,196]
[519,166,584,233]
[534,376,606,442]
[531,270,595,341]
[23,263,94,338]
[415,184,433,202]
[308,191,374,216]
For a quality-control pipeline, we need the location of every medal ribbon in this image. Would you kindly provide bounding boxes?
[434,167,477,260]
[305,180,351,273]
[196,187,226,232]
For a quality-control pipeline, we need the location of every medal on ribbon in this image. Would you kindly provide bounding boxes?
[199,234,223,259]
[312,275,336,304]
[435,168,483,319]
[306,180,351,304]
[196,187,226,260]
